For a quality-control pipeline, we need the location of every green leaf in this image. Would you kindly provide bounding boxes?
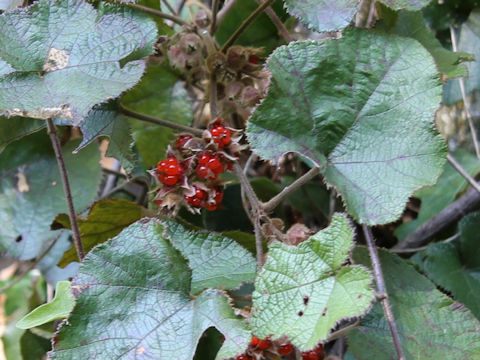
[423,0,480,31]
[250,214,374,350]
[56,199,146,267]
[284,0,358,32]
[17,281,75,329]
[51,219,251,360]
[161,219,257,294]
[0,137,102,260]
[0,116,45,153]
[122,63,193,169]
[215,0,287,54]
[395,149,480,239]
[0,0,157,123]
[413,212,480,319]
[459,211,480,268]
[247,29,446,225]
[20,330,51,360]
[74,102,135,173]
[349,247,480,359]
[379,0,431,11]
[444,10,480,105]
[378,8,474,79]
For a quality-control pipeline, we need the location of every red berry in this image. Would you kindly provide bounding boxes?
[175,134,193,150]
[278,343,293,355]
[250,337,260,347]
[198,152,211,165]
[236,355,253,360]
[184,186,207,208]
[207,157,223,174]
[210,125,232,148]
[301,345,324,360]
[205,188,224,211]
[248,54,260,64]
[157,157,184,185]
[257,339,271,351]
[196,165,209,179]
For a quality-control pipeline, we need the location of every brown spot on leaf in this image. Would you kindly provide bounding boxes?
[321,307,327,316]
[303,295,309,305]
[43,47,70,72]
[298,311,304,317]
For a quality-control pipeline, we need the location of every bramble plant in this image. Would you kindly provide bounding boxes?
[1,0,480,359]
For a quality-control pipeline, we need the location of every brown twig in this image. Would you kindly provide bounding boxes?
[233,161,265,269]
[220,0,275,53]
[355,0,373,28]
[160,0,176,15]
[391,233,459,254]
[393,186,480,250]
[362,225,405,360]
[447,153,480,193]
[47,119,84,261]
[119,104,204,137]
[210,0,220,35]
[209,72,218,119]
[129,3,189,26]
[262,167,321,212]
[256,0,292,43]
[450,26,480,161]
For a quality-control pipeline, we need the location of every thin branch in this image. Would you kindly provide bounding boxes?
[220,0,275,53]
[119,104,204,137]
[210,0,220,35]
[391,233,459,254]
[233,161,265,269]
[362,225,406,360]
[176,0,188,15]
[450,26,480,161]
[256,0,292,43]
[129,3,189,26]
[393,186,480,250]
[447,153,480,193]
[209,72,218,119]
[47,119,84,261]
[355,0,373,28]
[216,0,238,28]
[262,167,321,212]
[0,234,62,294]
[161,0,176,15]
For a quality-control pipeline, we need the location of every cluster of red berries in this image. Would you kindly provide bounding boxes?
[235,337,324,360]
[153,120,238,213]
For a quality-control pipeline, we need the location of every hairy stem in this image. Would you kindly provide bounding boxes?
[391,233,459,254]
[220,0,275,52]
[209,72,218,118]
[362,225,405,360]
[262,167,320,212]
[256,0,292,43]
[46,119,84,261]
[450,26,480,161]
[129,4,189,26]
[210,0,220,35]
[447,153,480,193]
[160,0,176,15]
[394,186,480,250]
[355,0,373,27]
[119,104,204,137]
[233,161,265,268]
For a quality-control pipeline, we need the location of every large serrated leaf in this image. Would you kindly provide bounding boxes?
[56,199,147,268]
[378,9,474,80]
[247,29,446,225]
[0,137,101,260]
[250,214,374,350]
[50,219,253,360]
[283,0,431,32]
[349,247,480,359]
[0,0,157,123]
[74,102,135,173]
